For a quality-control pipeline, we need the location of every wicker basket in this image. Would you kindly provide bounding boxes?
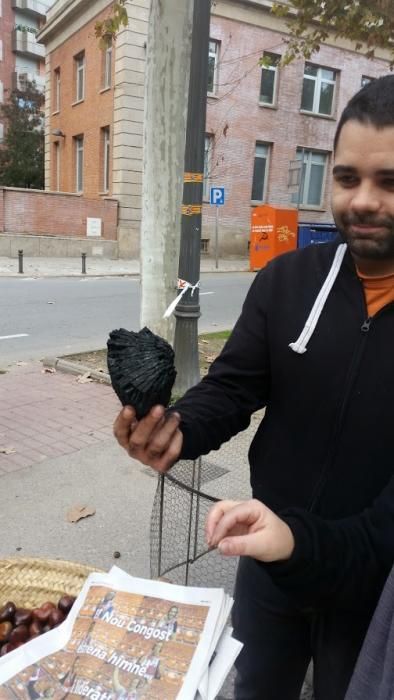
[0,557,101,609]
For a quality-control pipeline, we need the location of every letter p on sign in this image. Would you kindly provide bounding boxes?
[210,187,225,206]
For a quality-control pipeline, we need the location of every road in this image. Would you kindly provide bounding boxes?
[0,272,255,365]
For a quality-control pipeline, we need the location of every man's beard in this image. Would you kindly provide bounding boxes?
[334,213,394,260]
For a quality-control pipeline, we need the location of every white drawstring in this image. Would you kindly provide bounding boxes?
[289,243,347,354]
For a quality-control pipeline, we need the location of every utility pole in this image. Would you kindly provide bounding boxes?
[173,0,211,395]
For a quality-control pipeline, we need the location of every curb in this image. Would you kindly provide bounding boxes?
[0,265,252,279]
[0,273,139,279]
[42,357,111,384]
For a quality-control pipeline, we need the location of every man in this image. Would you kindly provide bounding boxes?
[114,74,394,699]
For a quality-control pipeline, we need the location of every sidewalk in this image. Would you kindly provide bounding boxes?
[0,255,250,277]
[0,362,157,578]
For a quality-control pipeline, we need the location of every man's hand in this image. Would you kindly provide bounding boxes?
[205,499,295,562]
[113,405,183,473]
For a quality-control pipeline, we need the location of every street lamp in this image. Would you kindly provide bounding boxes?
[173,0,211,395]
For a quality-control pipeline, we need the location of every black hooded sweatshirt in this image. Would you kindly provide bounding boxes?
[173,240,394,613]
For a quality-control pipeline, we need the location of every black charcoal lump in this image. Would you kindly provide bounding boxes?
[107,327,177,419]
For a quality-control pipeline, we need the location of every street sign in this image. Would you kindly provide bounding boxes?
[210,186,225,206]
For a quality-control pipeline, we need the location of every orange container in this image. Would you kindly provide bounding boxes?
[249,205,298,271]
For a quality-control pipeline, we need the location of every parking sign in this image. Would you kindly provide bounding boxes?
[210,187,225,206]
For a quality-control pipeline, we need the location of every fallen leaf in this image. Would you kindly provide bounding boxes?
[200,339,209,344]
[67,505,96,523]
[0,446,16,455]
[16,361,28,367]
[42,367,56,374]
[47,301,55,305]
[76,372,93,384]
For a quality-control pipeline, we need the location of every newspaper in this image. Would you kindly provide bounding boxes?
[0,566,242,700]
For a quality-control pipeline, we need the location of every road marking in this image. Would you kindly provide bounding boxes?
[0,334,29,341]
[200,292,214,296]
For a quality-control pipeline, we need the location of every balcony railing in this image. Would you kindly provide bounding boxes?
[12,29,45,59]
[12,70,45,92]
[11,0,48,19]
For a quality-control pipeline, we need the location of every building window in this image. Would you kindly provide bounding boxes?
[54,142,60,191]
[301,64,336,116]
[103,46,112,89]
[53,67,60,112]
[203,134,213,201]
[361,75,374,87]
[102,126,111,192]
[74,52,85,102]
[74,135,84,193]
[207,39,220,94]
[201,239,210,254]
[251,143,270,202]
[0,123,4,144]
[291,148,328,207]
[259,53,280,106]
[0,81,3,104]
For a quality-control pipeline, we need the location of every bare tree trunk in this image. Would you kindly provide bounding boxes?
[140,0,194,342]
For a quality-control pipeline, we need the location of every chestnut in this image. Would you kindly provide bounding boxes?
[0,622,13,644]
[32,607,51,624]
[57,596,76,615]
[0,602,16,624]
[14,609,33,627]
[9,625,29,645]
[29,620,43,638]
[48,609,65,628]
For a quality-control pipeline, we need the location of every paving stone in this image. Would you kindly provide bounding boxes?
[0,362,119,476]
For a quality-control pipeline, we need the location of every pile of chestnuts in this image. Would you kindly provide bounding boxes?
[0,596,76,657]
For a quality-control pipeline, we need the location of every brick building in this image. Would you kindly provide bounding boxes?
[37,0,391,258]
[0,0,47,143]
[203,1,391,254]
[37,0,147,258]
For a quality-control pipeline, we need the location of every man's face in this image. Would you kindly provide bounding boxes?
[332,121,394,270]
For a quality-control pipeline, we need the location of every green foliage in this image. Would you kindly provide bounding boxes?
[95,0,129,48]
[271,0,394,67]
[0,82,45,189]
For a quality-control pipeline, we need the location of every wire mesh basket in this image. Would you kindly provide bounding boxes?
[150,418,257,590]
[150,416,259,698]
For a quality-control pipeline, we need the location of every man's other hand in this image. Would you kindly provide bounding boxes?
[205,499,295,562]
[113,405,183,473]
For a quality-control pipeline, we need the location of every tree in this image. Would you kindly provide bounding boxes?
[96,0,194,342]
[94,0,128,47]
[140,0,194,342]
[272,0,394,67]
[0,82,45,189]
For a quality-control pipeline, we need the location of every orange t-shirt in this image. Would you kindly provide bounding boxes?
[357,268,394,317]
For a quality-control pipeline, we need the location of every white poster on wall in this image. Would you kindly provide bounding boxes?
[87,218,102,237]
